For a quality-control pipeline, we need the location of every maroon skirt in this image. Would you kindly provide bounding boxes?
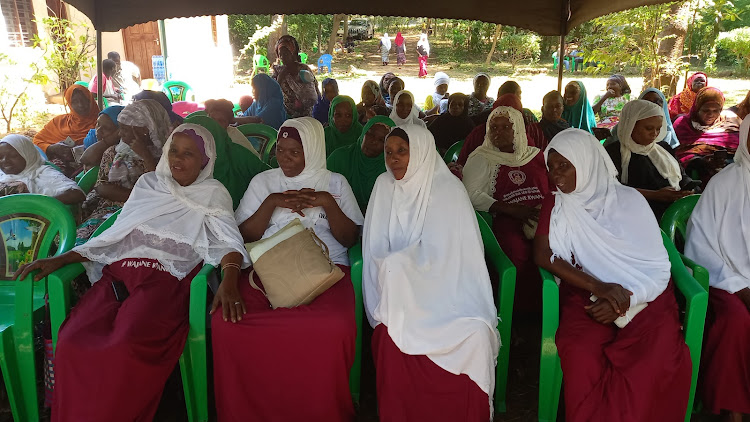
[211,266,356,422]
[555,282,692,422]
[700,287,750,414]
[52,258,200,422]
[372,324,490,422]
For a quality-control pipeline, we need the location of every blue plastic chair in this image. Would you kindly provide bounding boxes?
[317,54,333,74]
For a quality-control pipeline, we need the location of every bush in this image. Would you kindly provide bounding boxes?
[497,33,540,70]
[32,16,95,94]
[715,27,750,71]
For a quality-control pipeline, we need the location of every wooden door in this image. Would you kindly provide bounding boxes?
[122,21,161,80]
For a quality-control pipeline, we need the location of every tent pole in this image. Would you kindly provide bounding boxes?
[557,34,564,92]
[95,6,103,110]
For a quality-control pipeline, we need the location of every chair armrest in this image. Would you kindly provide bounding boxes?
[189,264,214,336]
[47,263,86,351]
[679,253,709,292]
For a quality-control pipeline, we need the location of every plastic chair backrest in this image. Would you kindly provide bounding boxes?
[186,110,208,120]
[90,209,121,239]
[76,166,99,194]
[299,52,308,64]
[443,140,464,163]
[74,80,89,88]
[253,55,270,72]
[317,54,333,73]
[237,123,278,165]
[162,81,194,103]
[659,194,700,252]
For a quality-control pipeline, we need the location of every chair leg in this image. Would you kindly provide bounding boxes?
[0,328,39,421]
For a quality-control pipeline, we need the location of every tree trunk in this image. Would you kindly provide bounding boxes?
[317,22,322,53]
[485,24,502,65]
[649,2,691,95]
[267,14,285,63]
[282,15,288,36]
[342,15,349,44]
[327,14,342,54]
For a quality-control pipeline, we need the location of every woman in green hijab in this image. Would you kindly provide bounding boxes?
[327,116,395,212]
[562,81,597,134]
[324,95,364,156]
[184,115,270,209]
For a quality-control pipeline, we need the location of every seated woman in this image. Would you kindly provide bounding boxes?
[80,106,124,166]
[428,93,475,155]
[33,84,99,176]
[357,80,389,125]
[424,72,450,116]
[592,74,631,129]
[324,95,364,156]
[527,90,570,152]
[562,81,597,135]
[463,106,549,311]
[390,91,427,128]
[685,118,750,421]
[605,100,693,220]
[16,123,249,421]
[636,88,681,148]
[669,72,707,120]
[89,59,122,105]
[327,116,395,212]
[378,72,397,108]
[76,100,171,245]
[204,98,260,158]
[238,73,287,130]
[363,124,499,421]
[272,35,320,118]
[133,90,184,128]
[467,73,494,117]
[728,89,750,121]
[0,134,84,204]
[386,77,406,112]
[212,117,363,421]
[312,78,338,125]
[534,128,692,422]
[673,87,741,182]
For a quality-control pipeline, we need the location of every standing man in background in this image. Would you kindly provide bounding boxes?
[108,51,141,103]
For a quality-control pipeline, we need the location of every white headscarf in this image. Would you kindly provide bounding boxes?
[431,72,450,112]
[685,118,750,294]
[468,106,539,167]
[417,34,430,55]
[364,124,500,411]
[0,134,81,197]
[74,123,250,281]
[389,91,426,128]
[616,100,681,189]
[380,33,391,51]
[544,128,670,307]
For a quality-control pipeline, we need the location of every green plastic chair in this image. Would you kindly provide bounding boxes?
[253,54,270,74]
[659,194,708,291]
[537,231,708,422]
[186,110,208,120]
[47,210,214,422]
[162,81,194,103]
[76,166,99,194]
[0,194,77,422]
[299,52,308,64]
[475,211,516,413]
[74,80,89,88]
[236,123,278,165]
[443,140,464,164]
[346,243,366,404]
[233,103,242,116]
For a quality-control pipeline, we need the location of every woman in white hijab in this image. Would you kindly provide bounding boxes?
[212,117,364,421]
[0,134,84,204]
[604,99,693,219]
[534,128,692,422]
[16,123,249,421]
[425,71,450,115]
[380,33,391,65]
[363,124,499,421]
[684,117,750,419]
[463,106,550,312]
[389,90,427,128]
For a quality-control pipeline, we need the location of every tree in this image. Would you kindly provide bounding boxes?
[485,24,503,65]
[0,52,48,132]
[32,16,95,93]
[715,26,750,71]
[342,15,349,43]
[654,2,692,95]
[327,14,343,54]
[497,32,541,70]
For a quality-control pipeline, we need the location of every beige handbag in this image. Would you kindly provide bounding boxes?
[245,219,344,309]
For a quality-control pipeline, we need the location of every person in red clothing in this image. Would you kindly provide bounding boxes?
[534,128,692,421]
[462,106,549,311]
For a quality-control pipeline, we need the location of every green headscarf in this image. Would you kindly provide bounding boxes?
[327,115,394,212]
[184,116,271,209]
[324,95,364,156]
[562,81,597,134]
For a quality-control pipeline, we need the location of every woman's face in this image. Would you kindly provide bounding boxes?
[278,46,296,65]
[324,84,339,102]
[691,74,707,92]
[276,137,305,177]
[488,115,515,153]
[448,99,464,117]
[547,150,576,194]
[641,91,664,107]
[605,79,622,97]
[168,133,204,186]
[362,88,376,106]
[542,96,564,122]
[251,83,258,101]
[96,114,120,146]
[361,124,388,158]
[631,115,663,146]
[119,124,150,147]
[435,83,448,96]
[388,81,404,101]
[396,95,413,119]
[70,89,91,116]
[385,135,409,180]
[474,76,490,98]
[333,102,353,133]
[564,83,580,106]
[0,144,26,175]
[697,102,722,126]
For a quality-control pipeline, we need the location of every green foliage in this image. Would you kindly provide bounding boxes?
[228,15,271,50]
[715,26,750,70]
[32,16,95,94]
[496,32,541,69]
[0,52,49,132]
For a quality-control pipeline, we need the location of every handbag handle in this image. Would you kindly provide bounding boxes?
[306,228,335,266]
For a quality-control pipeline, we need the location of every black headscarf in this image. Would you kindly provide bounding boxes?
[428,93,475,153]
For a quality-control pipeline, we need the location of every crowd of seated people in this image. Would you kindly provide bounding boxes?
[2,33,748,421]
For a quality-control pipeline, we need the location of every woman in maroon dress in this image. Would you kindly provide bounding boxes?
[462,106,549,312]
